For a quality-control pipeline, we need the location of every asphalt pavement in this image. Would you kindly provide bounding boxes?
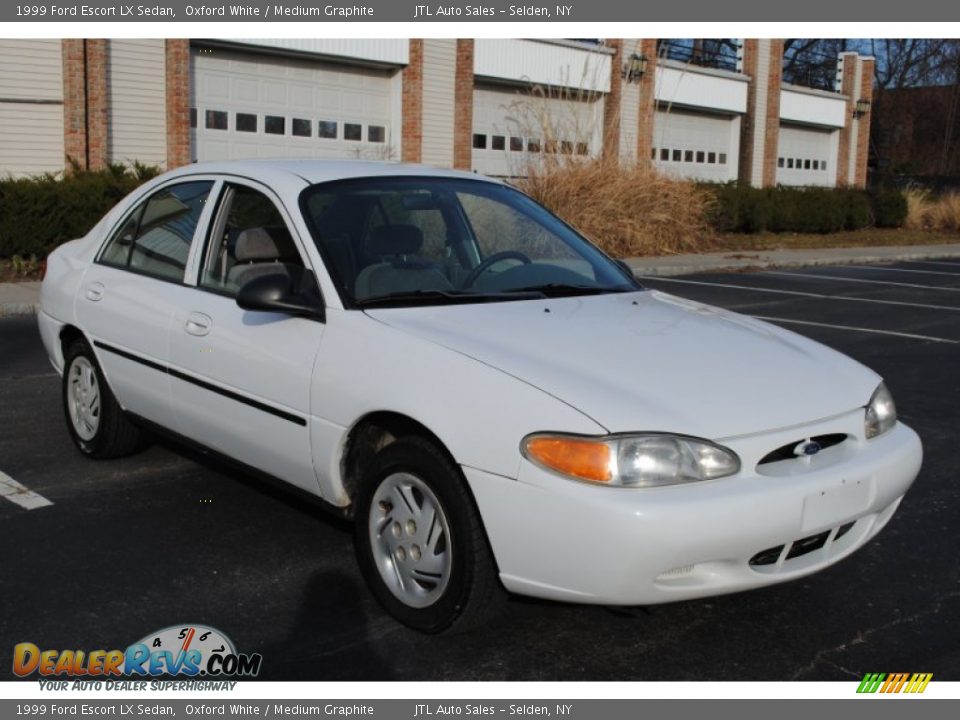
[1,259,958,681]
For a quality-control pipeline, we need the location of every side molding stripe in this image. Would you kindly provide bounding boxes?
[93,340,307,427]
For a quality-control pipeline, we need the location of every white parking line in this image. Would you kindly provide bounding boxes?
[751,316,960,345]
[765,270,960,293]
[639,276,960,312]
[0,470,54,510]
[846,265,960,278]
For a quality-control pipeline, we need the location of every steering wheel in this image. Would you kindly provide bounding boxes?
[462,251,532,288]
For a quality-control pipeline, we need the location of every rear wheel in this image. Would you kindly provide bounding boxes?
[354,436,503,633]
[62,338,146,458]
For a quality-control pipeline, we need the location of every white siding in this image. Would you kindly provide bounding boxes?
[224,39,408,67]
[474,39,611,94]
[472,85,604,177]
[653,109,740,182]
[108,39,167,168]
[0,40,64,177]
[420,39,456,168]
[776,125,839,187]
[655,62,749,115]
[780,85,847,129]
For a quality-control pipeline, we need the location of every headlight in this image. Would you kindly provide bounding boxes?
[521,433,740,488]
[865,382,897,439]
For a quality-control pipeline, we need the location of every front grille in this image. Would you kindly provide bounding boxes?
[757,433,849,466]
[749,521,859,569]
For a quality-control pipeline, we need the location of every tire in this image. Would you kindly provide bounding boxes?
[62,337,146,459]
[354,436,504,633]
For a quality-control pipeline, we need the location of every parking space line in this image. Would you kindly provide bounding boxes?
[846,265,960,277]
[765,270,960,293]
[0,470,54,510]
[639,276,960,312]
[750,316,960,345]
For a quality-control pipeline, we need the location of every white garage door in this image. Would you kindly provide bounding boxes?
[472,85,604,178]
[652,109,739,182]
[776,125,839,187]
[191,48,396,163]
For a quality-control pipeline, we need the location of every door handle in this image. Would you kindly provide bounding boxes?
[184,312,212,337]
[84,282,105,302]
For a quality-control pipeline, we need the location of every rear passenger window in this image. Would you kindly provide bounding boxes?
[199,184,304,296]
[99,181,214,282]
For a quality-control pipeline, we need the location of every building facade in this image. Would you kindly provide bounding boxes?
[0,38,874,188]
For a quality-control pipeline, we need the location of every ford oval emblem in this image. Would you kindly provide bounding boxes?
[795,440,822,457]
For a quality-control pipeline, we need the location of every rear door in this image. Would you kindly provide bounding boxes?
[77,179,218,431]
[167,179,325,494]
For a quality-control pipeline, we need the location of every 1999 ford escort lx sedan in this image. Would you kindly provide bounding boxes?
[39,160,922,632]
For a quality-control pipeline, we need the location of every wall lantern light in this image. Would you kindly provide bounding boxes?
[854,98,871,118]
[622,53,648,84]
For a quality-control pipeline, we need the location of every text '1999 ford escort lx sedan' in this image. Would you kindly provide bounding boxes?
[39,160,922,632]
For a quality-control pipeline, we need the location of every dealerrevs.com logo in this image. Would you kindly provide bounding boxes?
[857,672,933,694]
[13,625,262,679]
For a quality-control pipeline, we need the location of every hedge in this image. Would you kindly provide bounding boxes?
[707,184,907,234]
[0,162,161,258]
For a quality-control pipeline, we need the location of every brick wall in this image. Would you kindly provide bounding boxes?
[635,39,657,166]
[761,39,784,187]
[62,40,87,169]
[85,40,109,170]
[165,39,191,169]
[402,39,424,163]
[836,52,857,187]
[602,39,623,163]
[453,40,474,170]
[854,57,874,188]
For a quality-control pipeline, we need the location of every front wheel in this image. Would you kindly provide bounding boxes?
[354,436,503,633]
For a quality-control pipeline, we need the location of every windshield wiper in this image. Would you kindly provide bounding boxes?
[357,289,545,308]
[510,283,635,298]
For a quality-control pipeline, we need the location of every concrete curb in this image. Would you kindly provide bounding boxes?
[0,282,42,318]
[625,244,960,277]
[0,303,41,318]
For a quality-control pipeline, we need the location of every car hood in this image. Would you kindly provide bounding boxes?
[364,290,879,439]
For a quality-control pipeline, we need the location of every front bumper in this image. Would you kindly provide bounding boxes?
[465,419,922,605]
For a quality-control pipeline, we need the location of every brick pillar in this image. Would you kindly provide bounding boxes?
[836,52,857,187]
[854,57,874,188]
[761,39,784,187]
[739,39,782,187]
[62,40,88,170]
[85,39,109,170]
[402,39,424,163]
[453,39,474,170]
[635,39,657,167]
[602,39,623,164]
[165,40,191,169]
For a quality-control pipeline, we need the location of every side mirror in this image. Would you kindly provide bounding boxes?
[236,272,324,321]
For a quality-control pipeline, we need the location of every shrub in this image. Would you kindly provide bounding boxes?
[0,162,161,258]
[869,189,908,228]
[709,184,893,234]
[905,188,960,232]
[515,157,715,257]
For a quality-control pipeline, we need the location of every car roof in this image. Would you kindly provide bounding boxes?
[164,158,503,187]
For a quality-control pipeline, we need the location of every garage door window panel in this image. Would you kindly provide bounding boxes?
[318,121,338,139]
[205,110,228,130]
[200,184,306,296]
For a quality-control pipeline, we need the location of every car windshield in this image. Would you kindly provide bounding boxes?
[300,177,638,307]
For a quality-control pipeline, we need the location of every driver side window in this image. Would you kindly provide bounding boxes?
[199,184,305,296]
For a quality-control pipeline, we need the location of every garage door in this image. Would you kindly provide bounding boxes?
[191,47,395,163]
[472,85,604,177]
[776,125,838,187]
[652,109,739,182]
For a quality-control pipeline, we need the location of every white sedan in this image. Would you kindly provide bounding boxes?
[39,160,922,632]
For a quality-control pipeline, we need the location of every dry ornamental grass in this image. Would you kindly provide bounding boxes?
[905,189,960,233]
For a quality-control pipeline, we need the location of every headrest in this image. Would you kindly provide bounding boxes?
[233,227,296,262]
[367,224,423,256]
